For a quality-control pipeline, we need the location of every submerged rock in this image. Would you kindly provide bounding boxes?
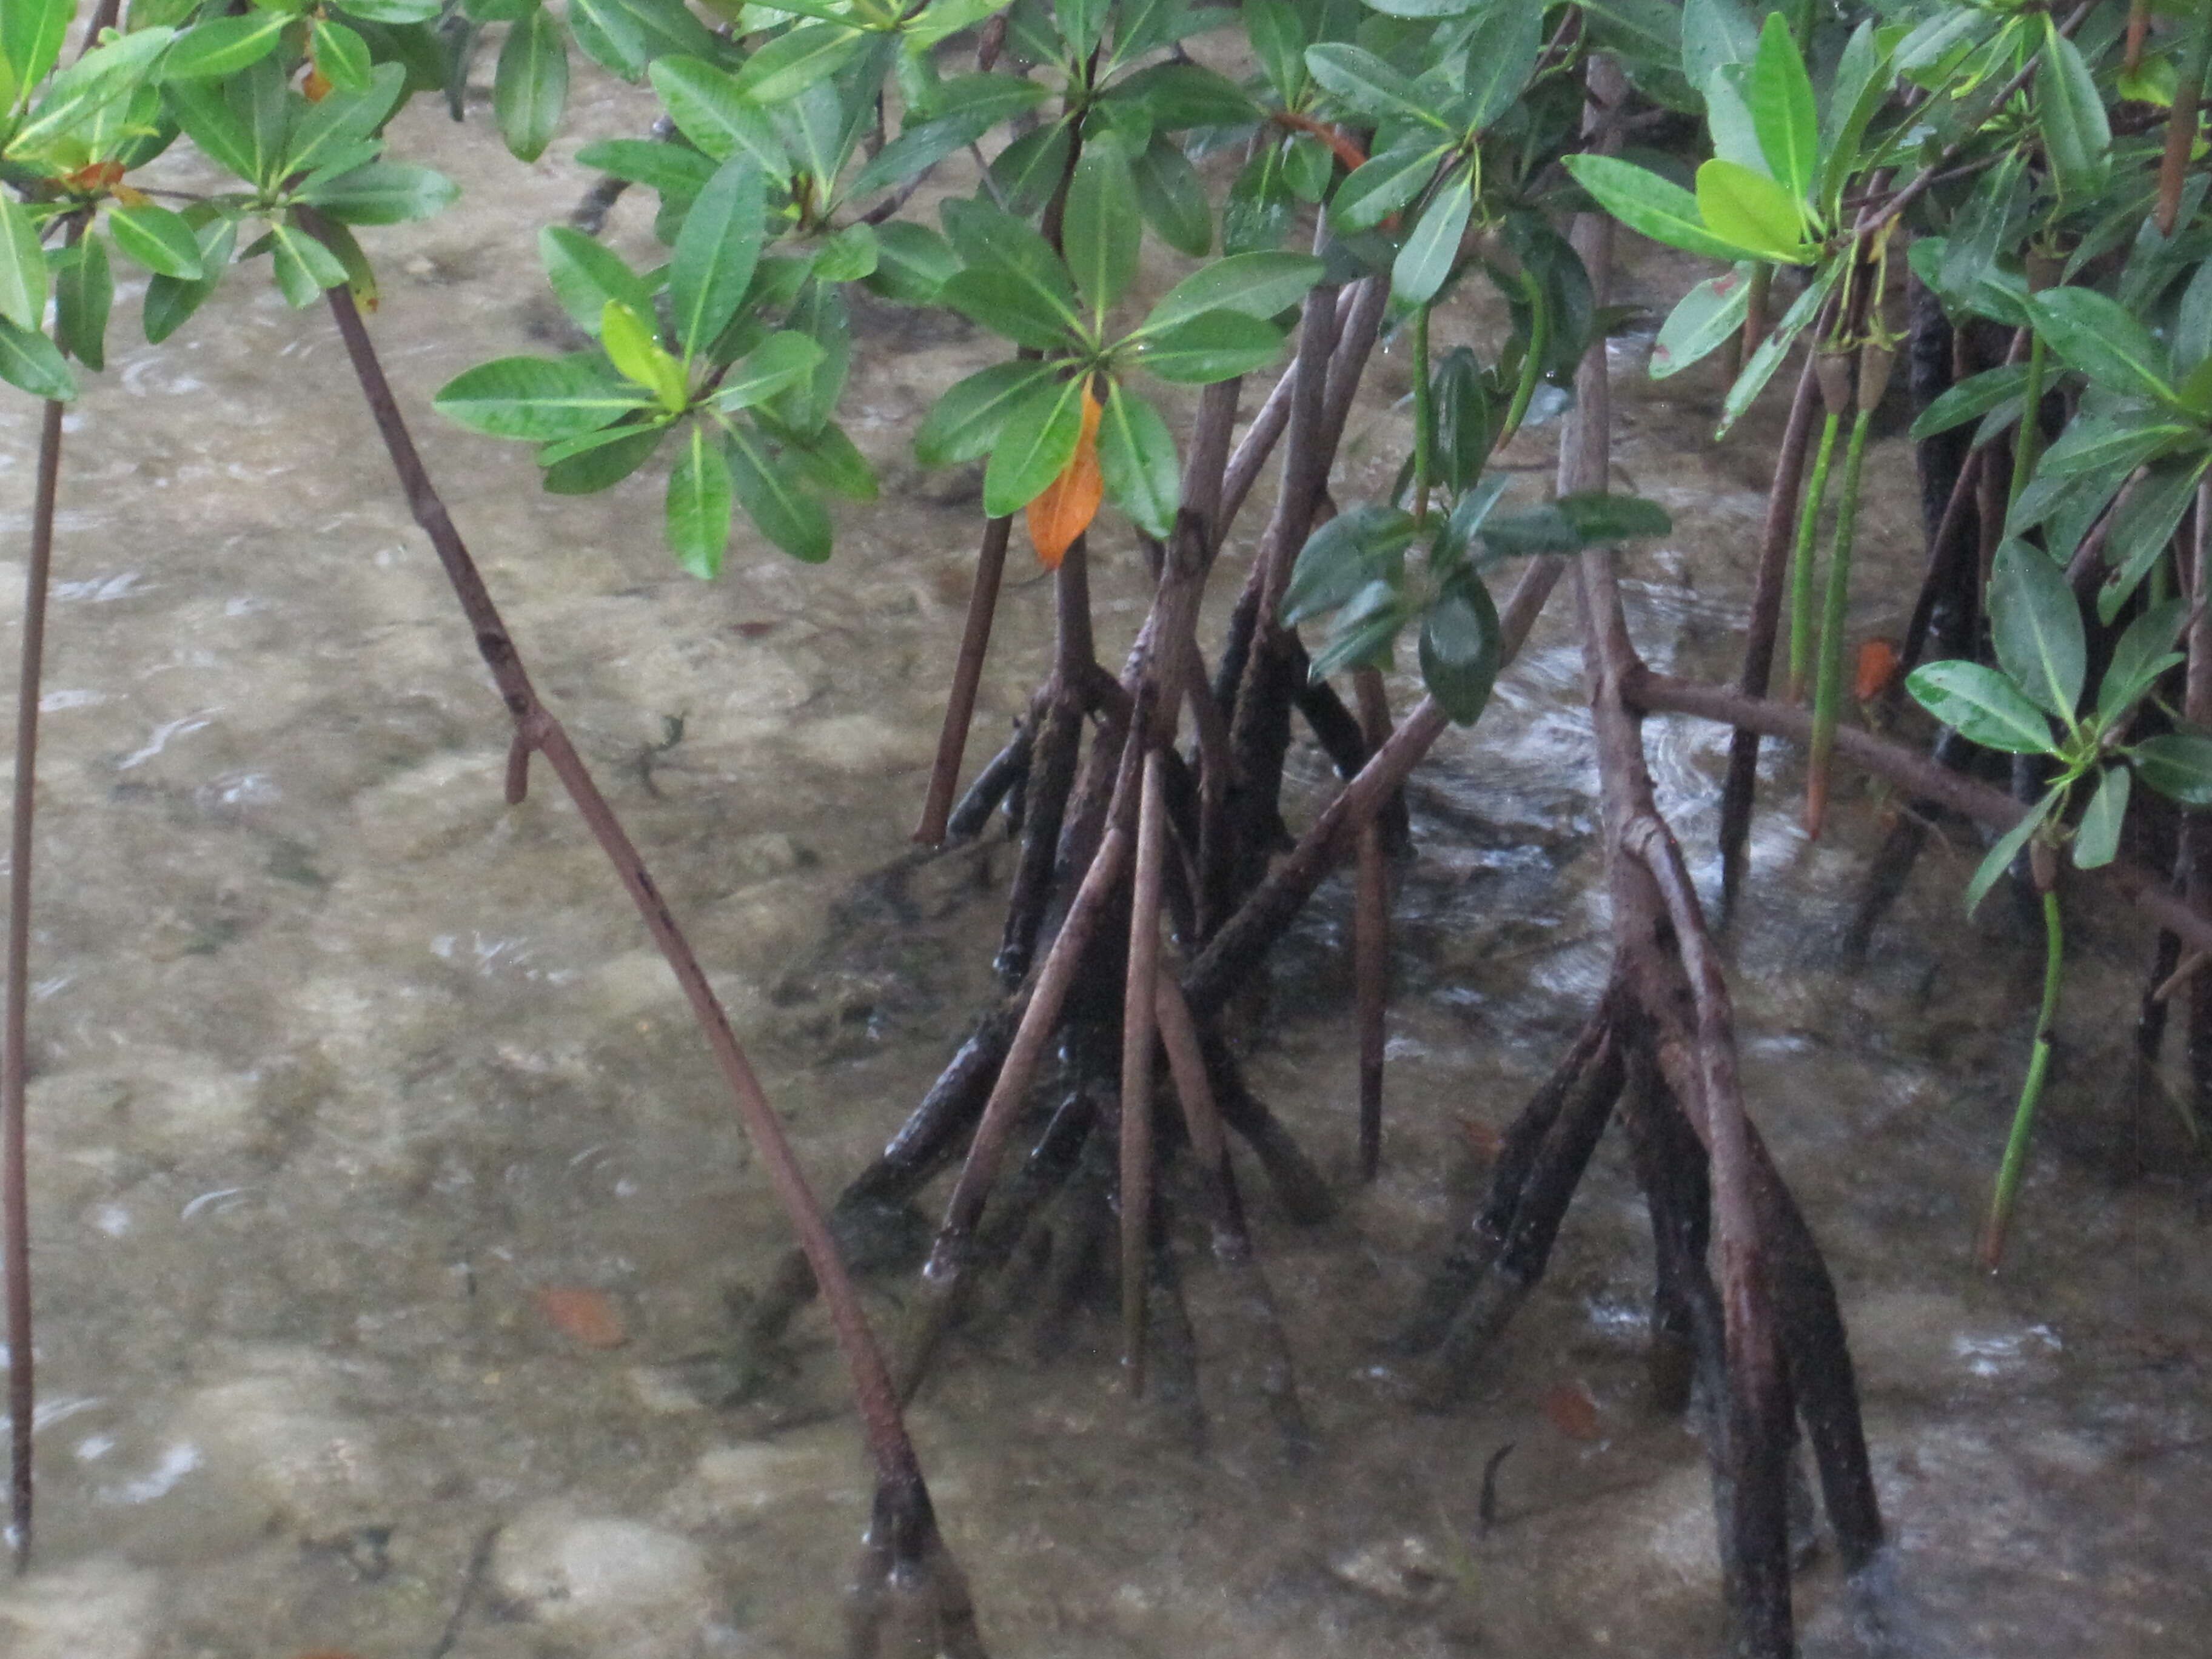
[492,1502,719,1652]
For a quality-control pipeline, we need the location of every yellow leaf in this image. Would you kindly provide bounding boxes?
[1027,382,1103,570]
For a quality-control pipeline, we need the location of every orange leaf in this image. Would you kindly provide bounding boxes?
[1027,383,1104,571]
[303,67,332,103]
[1855,638,1901,703]
[535,1286,628,1349]
[1541,1379,1602,1442]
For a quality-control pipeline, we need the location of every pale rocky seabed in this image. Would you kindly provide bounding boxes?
[0,51,2206,1659]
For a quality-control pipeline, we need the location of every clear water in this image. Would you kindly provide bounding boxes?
[0,67,2206,1659]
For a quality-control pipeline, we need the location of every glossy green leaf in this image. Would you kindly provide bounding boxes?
[939,267,1084,350]
[1460,1,1541,132]
[567,0,649,76]
[1096,381,1179,539]
[1223,141,1295,255]
[0,317,73,401]
[1817,21,1889,216]
[726,421,833,563]
[0,193,48,333]
[301,163,461,226]
[2096,454,2212,624]
[162,12,289,79]
[602,298,687,409]
[2037,21,2111,201]
[1,0,70,96]
[733,21,865,105]
[1304,43,1446,128]
[1910,363,2029,440]
[54,234,112,372]
[710,330,824,412]
[1695,158,1809,263]
[1309,578,1409,679]
[1649,263,1752,379]
[538,225,654,335]
[1331,141,1450,233]
[773,415,875,503]
[2134,733,2212,807]
[1112,61,1261,131]
[267,222,348,309]
[913,360,1058,468]
[1556,492,1672,542]
[1718,253,1841,437]
[143,216,233,346]
[667,423,734,578]
[106,203,204,280]
[1245,0,1308,104]
[283,62,409,176]
[2073,764,2129,871]
[1131,309,1286,383]
[1138,252,1324,338]
[435,355,654,439]
[646,56,788,176]
[1748,11,1816,204]
[540,421,666,494]
[1680,0,1757,96]
[2035,414,2189,480]
[1563,155,1748,264]
[492,3,566,162]
[1065,135,1141,320]
[1905,660,2059,756]
[2097,598,2188,726]
[1130,136,1212,258]
[1419,574,1501,725]
[1989,539,2085,721]
[1283,503,1416,625]
[11,25,174,158]
[982,374,1086,518]
[574,137,718,201]
[1393,167,1473,305]
[2031,287,2179,406]
[309,16,373,93]
[670,155,764,359]
[865,220,959,305]
[1963,789,2053,918]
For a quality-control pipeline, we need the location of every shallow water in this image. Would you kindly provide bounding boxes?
[0,59,2207,1659]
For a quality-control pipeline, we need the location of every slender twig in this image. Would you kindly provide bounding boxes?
[914,515,1012,845]
[2,397,61,1575]
[1119,751,1168,1389]
[318,281,950,1576]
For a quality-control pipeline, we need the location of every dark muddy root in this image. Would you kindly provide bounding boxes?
[845,1480,985,1659]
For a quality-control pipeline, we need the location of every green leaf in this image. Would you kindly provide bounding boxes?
[337,0,444,19]
[1222,141,1295,256]
[310,17,374,93]
[2031,287,2179,406]
[161,12,289,79]
[1130,309,1285,383]
[1064,134,1141,320]
[848,73,1047,196]
[669,154,764,360]
[1111,61,1261,131]
[538,225,654,336]
[1096,381,1179,539]
[268,221,348,309]
[1245,0,1308,104]
[435,355,654,440]
[1649,263,1752,379]
[1,0,70,96]
[1562,155,1748,264]
[574,136,718,201]
[2096,454,2212,624]
[493,4,566,162]
[566,0,649,77]
[1459,1,1541,132]
[0,316,75,401]
[1905,660,2059,756]
[1680,0,1758,96]
[913,359,1057,467]
[1283,503,1416,625]
[1304,43,1446,129]
[2034,414,2190,480]
[1989,539,2085,721]
[1748,11,1816,205]
[982,374,1085,518]
[301,163,461,226]
[1963,790,2054,919]
[726,420,833,563]
[1309,578,1409,679]
[667,423,734,578]
[602,298,688,410]
[1555,492,1672,542]
[2134,733,2212,808]
[774,415,874,502]
[709,330,824,412]
[0,193,49,333]
[1695,158,1810,263]
[282,62,409,176]
[1393,167,1473,305]
[11,25,175,158]
[1910,363,2029,440]
[1130,136,1212,258]
[1817,21,1889,217]
[1717,253,1841,437]
[1138,252,1324,338]
[2037,20,2111,201]
[166,79,261,183]
[732,21,865,106]
[541,421,666,494]
[2097,597,2187,726]
[54,234,112,372]
[811,223,877,285]
[2073,764,2128,871]
[864,220,959,305]
[106,203,204,280]
[143,216,234,345]
[939,266,1084,350]
[646,56,788,177]
[1331,140,1450,233]
[1419,574,1501,725]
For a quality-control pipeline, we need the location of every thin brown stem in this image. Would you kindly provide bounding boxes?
[1119,751,1169,1390]
[914,515,1013,845]
[2,398,61,1574]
